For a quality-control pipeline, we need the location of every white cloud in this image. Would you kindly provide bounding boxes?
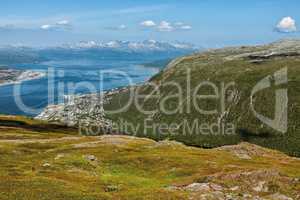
[40,20,72,31]
[157,21,174,32]
[40,24,53,30]
[56,20,70,26]
[180,25,192,30]
[139,20,192,32]
[276,16,297,33]
[140,20,156,27]
[174,22,192,30]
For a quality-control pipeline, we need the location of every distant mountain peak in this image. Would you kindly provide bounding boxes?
[61,40,197,52]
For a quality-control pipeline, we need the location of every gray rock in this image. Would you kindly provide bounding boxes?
[210,183,223,191]
[42,163,51,167]
[86,155,97,161]
[185,183,211,192]
[104,185,119,192]
[252,181,268,192]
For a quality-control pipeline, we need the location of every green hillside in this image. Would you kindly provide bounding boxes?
[104,40,300,157]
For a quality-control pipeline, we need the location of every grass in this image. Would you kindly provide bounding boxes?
[0,116,299,199]
[104,44,300,157]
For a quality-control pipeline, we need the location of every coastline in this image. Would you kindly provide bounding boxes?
[35,86,130,126]
[0,70,46,87]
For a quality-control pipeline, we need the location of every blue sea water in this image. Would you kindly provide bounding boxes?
[0,57,160,116]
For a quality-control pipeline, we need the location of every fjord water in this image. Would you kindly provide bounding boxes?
[0,57,160,116]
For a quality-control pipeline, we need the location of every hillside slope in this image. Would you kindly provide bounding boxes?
[104,39,300,156]
[0,116,299,200]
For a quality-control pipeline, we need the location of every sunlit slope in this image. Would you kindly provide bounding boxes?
[0,116,299,199]
[104,40,300,156]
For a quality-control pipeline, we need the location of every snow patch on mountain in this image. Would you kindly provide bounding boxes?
[61,40,197,52]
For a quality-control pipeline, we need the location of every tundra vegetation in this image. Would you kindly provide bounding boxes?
[0,115,299,199]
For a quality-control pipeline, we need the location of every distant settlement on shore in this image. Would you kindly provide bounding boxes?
[0,69,46,87]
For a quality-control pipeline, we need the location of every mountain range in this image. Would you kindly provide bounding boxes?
[0,40,198,65]
[60,40,197,52]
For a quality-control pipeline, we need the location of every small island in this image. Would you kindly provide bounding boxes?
[0,67,45,86]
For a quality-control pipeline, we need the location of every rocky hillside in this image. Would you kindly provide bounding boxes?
[0,116,299,200]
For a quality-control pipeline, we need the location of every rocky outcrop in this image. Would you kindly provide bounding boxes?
[216,142,276,159]
[224,39,300,62]
[168,168,297,200]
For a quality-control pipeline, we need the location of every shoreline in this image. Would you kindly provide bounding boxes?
[35,86,131,124]
[0,70,46,87]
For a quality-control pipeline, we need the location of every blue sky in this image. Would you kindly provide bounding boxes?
[0,0,300,47]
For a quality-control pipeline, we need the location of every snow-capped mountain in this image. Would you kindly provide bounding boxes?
[61,40,197,52]
[0,40,199,65]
